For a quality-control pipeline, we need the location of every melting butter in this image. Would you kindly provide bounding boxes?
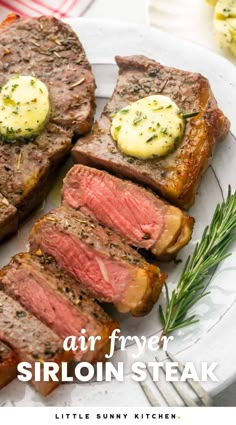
[111,95,184,160]
[214,0,236,56]
[0,75,50,140]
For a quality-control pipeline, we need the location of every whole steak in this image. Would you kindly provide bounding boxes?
[0,14,96,240]
[72,55,230,209]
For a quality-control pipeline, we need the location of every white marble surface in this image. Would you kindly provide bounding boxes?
[83,0,236,407]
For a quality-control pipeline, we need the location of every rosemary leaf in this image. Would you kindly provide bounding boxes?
[160,186,236,336]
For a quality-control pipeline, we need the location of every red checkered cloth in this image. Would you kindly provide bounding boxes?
[0,0,95,18]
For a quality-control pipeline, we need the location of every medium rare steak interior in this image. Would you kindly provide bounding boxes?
[0,250,118,363]
[30,206,166,316]
[0,14,96,239]
[72,55,230,209]
[0,341,17,390]
[0,290,72,396]
[62,165,194,258]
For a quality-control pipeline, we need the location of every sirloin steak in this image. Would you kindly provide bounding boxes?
[0,14,96,237]
[62,165,194,258]
[0,342,17,390]
[0,290,72,396]
[0,250,118,363]
[29,206,166,316]
[72,55,230,209]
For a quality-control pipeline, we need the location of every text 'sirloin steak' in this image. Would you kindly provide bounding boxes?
[29,206,166,316]
[0,290,72,396]
[72,55,230,209]
[0,251,118,362]
[62,165,194,258]
[0,14,96,239]
[0,342,17,390]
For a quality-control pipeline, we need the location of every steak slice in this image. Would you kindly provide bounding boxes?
[0,342,17,390]
[29,206,166,316]
[0,193,18,242]
[0,251,118,363]
[0,14,96,235]
[0,290,72,396]
[62,165,194,259]
[72,55,230,209]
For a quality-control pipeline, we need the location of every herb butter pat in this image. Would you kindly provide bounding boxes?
[214,0,236,56]
[111,95,184,159]
[0,75,50,140]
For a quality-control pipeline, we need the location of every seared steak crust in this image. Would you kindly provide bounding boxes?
[0,124,72,219]
[1,251,118,363]
[0,193,18,242]
[0,14,96,234]
[29,206,165,316]
[0,342,17,390]
[0,289,72,396]
[72,55,230,209]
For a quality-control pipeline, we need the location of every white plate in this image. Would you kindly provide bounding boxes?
[0,18,236,407]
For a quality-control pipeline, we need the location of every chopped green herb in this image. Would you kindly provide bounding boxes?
[182,111,200,119]
[6,127,15,134]
[153,106,164,111]
[146,134,157,143]
[11,83,19,91]
[161,128,168,135]
[133,111,143,126]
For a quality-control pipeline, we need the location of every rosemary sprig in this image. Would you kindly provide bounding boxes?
[159,186,236,336]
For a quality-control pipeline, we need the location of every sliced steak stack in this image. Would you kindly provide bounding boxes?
[72,55,230,209]
[62,165,194,259]
[0,290,72,396]
[29,206,165,316]
[0,342,17,390]
[0,14,96,238]
[0,250,118,363]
